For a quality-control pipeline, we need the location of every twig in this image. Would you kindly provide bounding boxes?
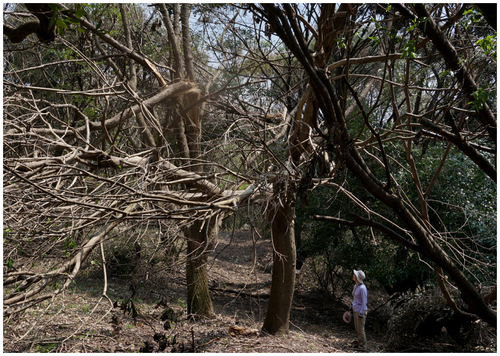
[99,240,114,307]
[197,337,220,349]
[191,326,196,352]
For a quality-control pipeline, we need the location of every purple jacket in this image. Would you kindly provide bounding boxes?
[351,283,367,316]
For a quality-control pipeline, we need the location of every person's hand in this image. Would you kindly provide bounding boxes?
[358,314,364,318]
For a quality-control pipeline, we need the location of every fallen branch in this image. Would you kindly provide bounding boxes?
[435,265,479,321]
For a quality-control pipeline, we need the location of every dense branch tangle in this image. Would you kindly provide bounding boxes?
[3,87,269,315]
[3,3,496,332]
[3,3,289,317]
[253,3,496,328]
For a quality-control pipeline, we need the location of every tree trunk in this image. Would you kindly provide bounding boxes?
[185,216,220,317]
[158,3,217,318]
[262,193,296,335]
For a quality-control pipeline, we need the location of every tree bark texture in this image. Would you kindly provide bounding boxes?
[262,193,296,335]
[185,217,221,317]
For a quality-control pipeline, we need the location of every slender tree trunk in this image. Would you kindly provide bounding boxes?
[180,4,201,160]
[262,193,296,335]
[174,115,190,160]
[119,3,155,148]
[159,4,184,80]
[159,4,216,317]
[185,216,221,317]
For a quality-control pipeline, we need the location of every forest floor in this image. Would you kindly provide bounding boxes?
[3,230,496,353]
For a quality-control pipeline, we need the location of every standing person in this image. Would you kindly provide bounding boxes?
[350,270,367,350]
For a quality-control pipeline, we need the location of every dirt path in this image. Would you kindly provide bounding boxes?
[206,230,387,353]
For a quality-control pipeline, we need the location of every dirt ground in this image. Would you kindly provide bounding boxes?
[3,230,495,353]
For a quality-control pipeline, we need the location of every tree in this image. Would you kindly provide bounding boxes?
[3,3,265,318]
[3,2,496,336]
[253,3,496,329]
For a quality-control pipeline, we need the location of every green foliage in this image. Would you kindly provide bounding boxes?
[461,8,484,30]
[401,39,417,59]
[476,34,497,61]
[176,299,187,309]
[369,36,381,46]
[34,343,58,353]
[468,87,491,112]
[296,184,433,296]
[422,147,497,282]
[4,227,13,239]
[48,4,88,36]
[64,238,78,259]
[65,238,77,250]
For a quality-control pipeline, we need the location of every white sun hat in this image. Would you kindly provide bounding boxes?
[353,270,366,283]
